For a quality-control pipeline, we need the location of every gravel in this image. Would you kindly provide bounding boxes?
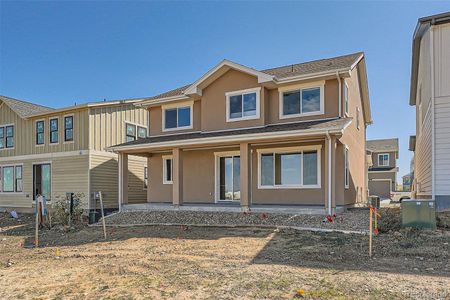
[103,208,370,233]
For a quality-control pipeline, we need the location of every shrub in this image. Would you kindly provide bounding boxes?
[51,192,85,226]
[378,208,402,233]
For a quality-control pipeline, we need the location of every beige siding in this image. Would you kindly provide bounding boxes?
[90,153,147,208]
[0,103,89,157]
[89,104,149,151]
[0,154,89,209]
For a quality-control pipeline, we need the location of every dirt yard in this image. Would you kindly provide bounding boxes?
[0,213,449,300]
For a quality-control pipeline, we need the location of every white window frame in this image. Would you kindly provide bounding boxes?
[257,145,321,189]
[162,155,173,184]
[35,119,45,147]
[225,87,261,122]
[49,117,59,145]
[344,81,349,116]
[214,150,241,203]
[0,163,24,194]
[162,100,194,132]
[0,123,15,150]
[345,146,349,189]
[63,114,74,144]
[378,153,390,167]
[278,81,325,120]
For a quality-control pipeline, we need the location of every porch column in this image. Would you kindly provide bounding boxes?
[172,148,183,207]
[118,152,129,210]
[240,142,251,211]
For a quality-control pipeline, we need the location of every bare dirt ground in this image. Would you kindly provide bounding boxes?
[1,213,449,300]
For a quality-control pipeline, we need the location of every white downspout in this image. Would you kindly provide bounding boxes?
[118,152,123,212]
[336,71,342,117]
[326,131,332,215]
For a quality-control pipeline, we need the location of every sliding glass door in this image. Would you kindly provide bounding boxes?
[218,156,240,202]
[33,164,51,200]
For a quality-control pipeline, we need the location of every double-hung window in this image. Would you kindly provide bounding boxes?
[163,102,193,131]
[226,88,260,122]
[5,125,14,148]
[258,146,321,189]
[280,84,323,119]
[36,120,45,145]
[163,156,173,184]
[64,116,73,142]
[50,118,59,144]
[378,154,389,167]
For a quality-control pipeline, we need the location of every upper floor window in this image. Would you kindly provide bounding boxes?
[64,116,73,142]
[36,120,44,145]
[0,125,15,149]
[50,118,59,144]
[225,87,260,122]
[279,84,323,119]
[378,153,389,167]
[344,82,349,115]
[162,101,193,131]
[126,123,147,142]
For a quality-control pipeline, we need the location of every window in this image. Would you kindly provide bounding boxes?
[126,123,136,142]
[36,120,44,145]
[50,118,59,144]
[280,85,323,119]
[15,166,23,192]
[2,166,14,192]
[226,88,260,122]
[64,116,73,142]
[356,107,361,130]
[144,166,148,189]
[344,82,349,115]
[258,147,320,188]
[163,156,173,184]
[125,123,148,142]
[345,147,349,189]
[163,103,192,131]
[6,125,14,148]
[378,154,390,167]
[0,127,4,149]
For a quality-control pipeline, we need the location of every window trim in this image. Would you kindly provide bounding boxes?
[378,153,390,167]
[257,145,322,189]
[35,119,45,146]
[49,117,59,145]
[344,146,349,189]
[162,101,194,132]
[63,114,74,143]
[278,81,325,120]
[225,87,261,122]
[162,155,173,184]
[0,163,24,194]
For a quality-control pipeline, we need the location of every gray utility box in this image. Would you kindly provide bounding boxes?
[401,199,437,230]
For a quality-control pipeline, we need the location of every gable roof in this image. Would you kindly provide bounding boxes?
[366,138,399,153]
[0,95,54,118]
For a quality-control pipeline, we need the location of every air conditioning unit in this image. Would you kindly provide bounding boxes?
[401,199,436,230]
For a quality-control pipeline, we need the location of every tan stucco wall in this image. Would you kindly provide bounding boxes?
[368,181,391,199]
[147,153,173,203]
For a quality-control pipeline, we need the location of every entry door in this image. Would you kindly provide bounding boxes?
[33,164,51,200]
[218,156,240,202]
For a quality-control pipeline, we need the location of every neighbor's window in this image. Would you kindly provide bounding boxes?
[126,123,136,142]
[5,125,14,148]
[64,116,73,142]
[0,127,4,149]
[138,126,147,139]
[15,166,23,192]
[50,118,59,143]
[144,166,148,189]
[2,166,14,192]
[36,120,44,145]
[226,88,260,121]
[259,148,320,188]
[378,154,389,167]
[163,156,173,184]
[164,105,191,130]
[344,82,349,115]
[281,86,322,118]
[345,147,349,189]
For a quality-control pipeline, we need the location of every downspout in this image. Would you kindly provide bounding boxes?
[326,131,332,215]
[336,71,342,117]
[430,26,436,200]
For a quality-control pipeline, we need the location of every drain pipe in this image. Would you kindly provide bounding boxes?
[336,71,342,117]
[326,131,332,215]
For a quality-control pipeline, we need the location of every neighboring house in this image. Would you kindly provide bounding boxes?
[409,12,450,211]
[0,95,149,212]
[109,52,372,214]
[366,139,399,199]
[402,173,412,192]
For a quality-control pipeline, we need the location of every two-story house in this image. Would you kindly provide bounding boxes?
[0,95,148,212]
[409,12,450,212]
[109,52,372,214]
[366,138,399,199]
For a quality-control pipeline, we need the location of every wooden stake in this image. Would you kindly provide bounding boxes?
[99,191,107,239]
[369,207,373,257]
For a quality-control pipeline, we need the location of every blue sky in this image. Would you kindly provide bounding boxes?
[1,1,449,180]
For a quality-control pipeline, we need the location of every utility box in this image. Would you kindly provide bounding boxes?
[402,199,437,230]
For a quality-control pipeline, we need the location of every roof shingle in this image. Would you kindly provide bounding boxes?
[366,138,399,152]
[0,95,54,118]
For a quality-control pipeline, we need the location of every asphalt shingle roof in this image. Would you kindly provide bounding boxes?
[0,95,54,118]
[366,138,399,152]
